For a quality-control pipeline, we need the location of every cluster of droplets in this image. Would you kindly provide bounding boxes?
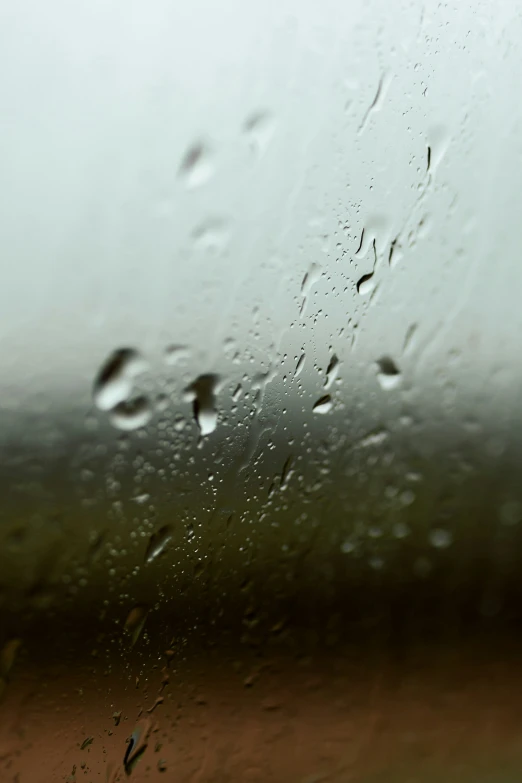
[93,347,223,438]
[85,96,461,635]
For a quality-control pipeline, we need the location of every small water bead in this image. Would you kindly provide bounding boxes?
[400,489,416,506]
[393,521,410,539]
[429,527,453,549]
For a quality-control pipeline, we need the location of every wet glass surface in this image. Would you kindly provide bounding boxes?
[1,0,522,780]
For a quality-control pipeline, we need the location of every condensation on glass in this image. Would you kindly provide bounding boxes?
[1,1,522,781]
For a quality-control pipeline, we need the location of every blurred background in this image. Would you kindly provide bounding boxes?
[1,1,522,780]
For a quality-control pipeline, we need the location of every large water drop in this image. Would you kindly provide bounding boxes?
[109,396,152,431]
[144,525,173,564]
[93,348,147,412]
[185,374,221,435]
[376,357,401,390]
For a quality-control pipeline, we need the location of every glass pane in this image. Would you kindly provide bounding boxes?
[1,1,522,780]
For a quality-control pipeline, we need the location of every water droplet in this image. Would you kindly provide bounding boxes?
[313,395,332,414]
[124,606,148,648]
[369,555,384,570]
[357,271,375,295]
[147,696,164,714]
[93,348,147,411]
[133,492,150,505]
[124,718,152,774]
[358,71,392,133]
[389,239,404,268]
[144,525,173,564]
[341,538,357,554]
[301,263,322,297]
[325,354,339,389]
[164,344,190,366]
[179,142,213,187]
[185,374,221,435]
[109,396,152,431]
[192,218,230,253]
[357,429,389,449]
[426,124,450,173]
[280,455,294,489]
[429,528,452,549]
[376,357,401,390]
[393,521,410,539]
[400,489,415,506]
[244,111,275,156]
[402,323,418,354]
[300,263,322,316]
[294,354,305,378]
[356,217,390,258]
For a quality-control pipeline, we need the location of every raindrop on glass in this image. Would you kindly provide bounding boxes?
[313,395,333,414]
[93,348,147,412]
[124,718,152,774]
[244,111,275,156]
[376,357,401,390]
[164,344,190,366]
[369,555,384,570]
[357,272,375,295]
[294,353,305,379]
[393,521,410,539]
[124,606,148,648]
[301,263,322,298]
[325,354,339,390]
[192,218,230,253]
[144,525,174,564]
[109,396,152,431]
[185,374,221,435]
[429,527,453,549]
[179,142,214,188]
